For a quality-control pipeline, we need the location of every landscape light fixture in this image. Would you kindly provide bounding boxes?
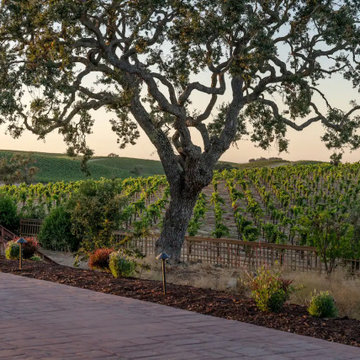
[16,238,27,270]
[156,252,170,295]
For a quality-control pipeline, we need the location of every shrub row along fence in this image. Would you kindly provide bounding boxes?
[19,219,360,273]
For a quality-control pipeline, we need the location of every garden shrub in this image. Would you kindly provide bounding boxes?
[0,194,19,232]
[38,205,80,251]
[30,255,42,262]
[21,237,38,259]
[88,248,114,271]
[5,241,19,260]
[5,237,39,260]
[246,266,294,312]
[68,180,128,252]
[109,250,136,278]
[308,291,338,318]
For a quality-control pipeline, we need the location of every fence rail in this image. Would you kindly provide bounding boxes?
[19,218,360,273]
[0,225,17,255]
[114,232,324,272]
[20,219,43,237]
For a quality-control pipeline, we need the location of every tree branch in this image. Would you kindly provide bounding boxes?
[129,85,181,184]
[178,74,225,105]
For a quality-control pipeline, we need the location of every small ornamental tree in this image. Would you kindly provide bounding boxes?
[0,154,38,185]
[301,210,355,273]
[1,1,360,261]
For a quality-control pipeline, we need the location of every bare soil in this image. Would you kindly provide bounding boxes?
[1,256,359,348]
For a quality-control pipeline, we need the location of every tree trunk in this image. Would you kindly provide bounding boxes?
[155,185,200,262]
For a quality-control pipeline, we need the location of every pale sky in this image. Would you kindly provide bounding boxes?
[1,114,359,164]
[1,64,359,164]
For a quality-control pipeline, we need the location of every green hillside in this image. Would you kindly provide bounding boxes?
[0,150,165,182]
[0,149,322,183]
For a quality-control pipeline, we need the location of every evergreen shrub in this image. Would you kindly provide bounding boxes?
[38,206,80,251]
[109,250,136,278]
[308,291,338,318]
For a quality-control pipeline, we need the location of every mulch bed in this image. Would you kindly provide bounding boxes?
[1,256,359,348]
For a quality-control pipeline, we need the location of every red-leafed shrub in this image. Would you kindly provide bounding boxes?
[20,237,39,259]
[88,248,114,271]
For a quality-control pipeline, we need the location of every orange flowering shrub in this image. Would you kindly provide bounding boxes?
[88,248,114,271]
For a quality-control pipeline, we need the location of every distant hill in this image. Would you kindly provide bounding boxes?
[0,150,164,183]
[0,149,323,183]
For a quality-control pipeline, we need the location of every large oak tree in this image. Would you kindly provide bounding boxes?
[1,0,360,260]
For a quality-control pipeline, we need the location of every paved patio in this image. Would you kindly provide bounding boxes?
[0,272,359,359]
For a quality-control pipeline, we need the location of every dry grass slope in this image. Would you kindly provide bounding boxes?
[140,258,360,320]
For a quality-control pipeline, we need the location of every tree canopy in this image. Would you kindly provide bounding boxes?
[1,0,360,259]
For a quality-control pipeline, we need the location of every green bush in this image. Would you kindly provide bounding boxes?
[38,206,80,251]
[109,250,136,278]
[308,291,338,318]
[0,195,19,232]
[68,180,127,252]
[246,266,294,312]
[5,241,20,260]
[30,255,42,262]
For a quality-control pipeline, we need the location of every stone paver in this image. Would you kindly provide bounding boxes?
[0,273,359,359]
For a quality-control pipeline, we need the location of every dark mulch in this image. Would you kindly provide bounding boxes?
[1,256,359,348]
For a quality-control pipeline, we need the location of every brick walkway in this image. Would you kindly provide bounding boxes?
[0,273,359,359]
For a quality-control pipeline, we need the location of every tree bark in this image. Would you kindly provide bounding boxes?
[155,182,201,263]
[129,76,243,262]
